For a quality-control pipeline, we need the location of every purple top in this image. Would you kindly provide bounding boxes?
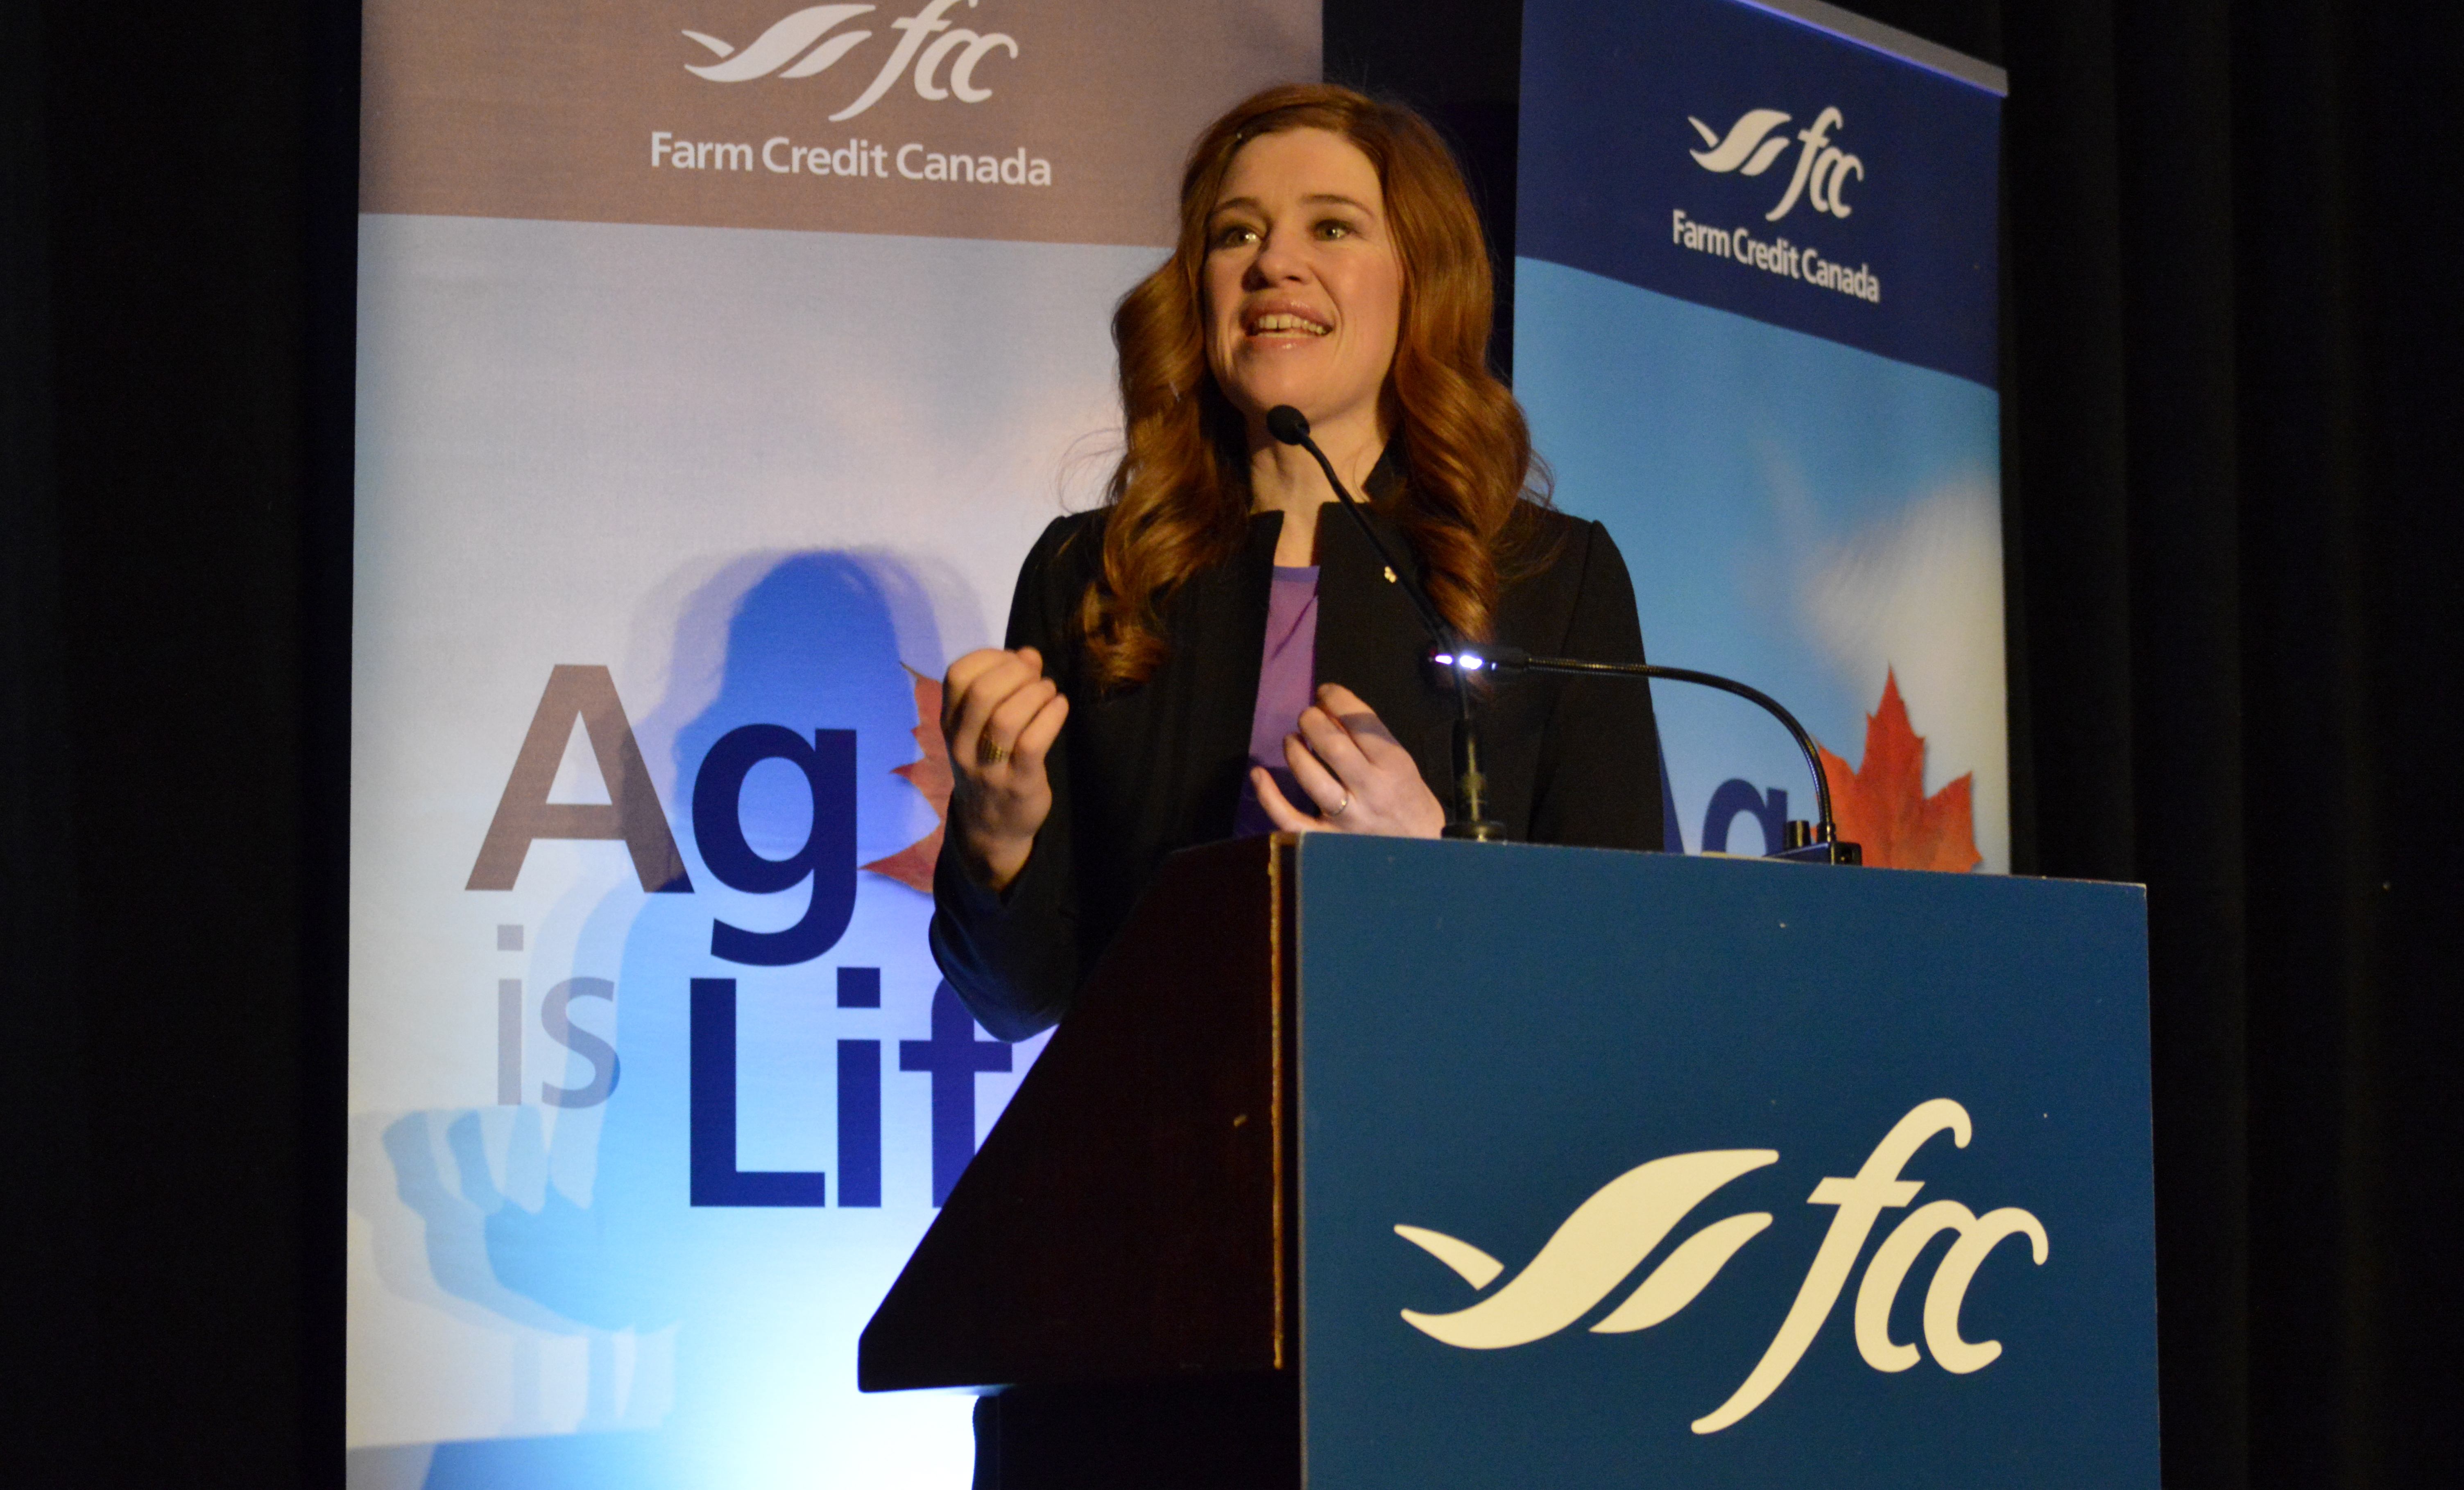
[1232,565,1320,837]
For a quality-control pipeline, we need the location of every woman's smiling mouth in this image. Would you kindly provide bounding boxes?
[1246,309,1332,337]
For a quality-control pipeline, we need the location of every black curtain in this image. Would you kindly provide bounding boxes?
[1996,1,2464,1482]
[5,0,2457,1483]
[2,0,354,1480]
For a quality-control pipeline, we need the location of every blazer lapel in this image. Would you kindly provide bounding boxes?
[1161,512,1282,836]
[1313,502,1456,797]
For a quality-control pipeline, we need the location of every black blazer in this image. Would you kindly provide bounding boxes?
[931,499,1663,1039]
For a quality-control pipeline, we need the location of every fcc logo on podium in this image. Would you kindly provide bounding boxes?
[1395,1099,2049,1433]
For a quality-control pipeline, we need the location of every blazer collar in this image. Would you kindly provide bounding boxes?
[1239,441,1423,578]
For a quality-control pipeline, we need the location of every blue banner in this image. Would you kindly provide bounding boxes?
[1520,0,2000,387]
[1517,0,2010,873]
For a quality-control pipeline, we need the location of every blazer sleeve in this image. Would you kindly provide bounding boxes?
[927,517,1087,1041]
[1524,520,1666,852]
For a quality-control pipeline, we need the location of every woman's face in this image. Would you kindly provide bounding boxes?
[1202,127,1404,444]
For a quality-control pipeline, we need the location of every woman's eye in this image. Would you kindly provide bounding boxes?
[1212,223,1259,249]
[1316,219,1356,240]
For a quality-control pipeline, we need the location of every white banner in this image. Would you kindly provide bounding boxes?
[346,4,1316,1483]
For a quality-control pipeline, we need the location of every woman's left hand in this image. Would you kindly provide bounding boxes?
[1252,683,1447,838]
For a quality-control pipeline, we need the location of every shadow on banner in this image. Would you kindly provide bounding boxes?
[353,552,1010,1488]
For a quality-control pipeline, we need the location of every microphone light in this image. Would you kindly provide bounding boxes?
[1270,398,1850,860]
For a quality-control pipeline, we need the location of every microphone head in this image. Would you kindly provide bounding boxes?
[1265,405,1311,446]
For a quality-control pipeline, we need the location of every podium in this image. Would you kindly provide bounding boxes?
[863,835,2160,1488]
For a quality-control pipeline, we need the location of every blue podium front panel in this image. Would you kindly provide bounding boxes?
[1294,838,2154,1488]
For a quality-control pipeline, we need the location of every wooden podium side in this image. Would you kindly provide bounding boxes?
[858,835,1297,1391]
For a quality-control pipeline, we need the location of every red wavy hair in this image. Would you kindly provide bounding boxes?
[1082,83,1549,687]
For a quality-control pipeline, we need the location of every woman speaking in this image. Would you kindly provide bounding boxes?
[932,81,1662,1039]
[924,81,1667,1488]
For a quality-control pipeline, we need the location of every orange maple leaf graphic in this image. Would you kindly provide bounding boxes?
[861,667,951,894]
[1814,669,1980,873]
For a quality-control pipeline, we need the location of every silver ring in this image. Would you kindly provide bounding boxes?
[1327,791,1352,818]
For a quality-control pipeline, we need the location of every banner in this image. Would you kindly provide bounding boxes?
[345,3,1316,1484]
[1515,0,2009,872]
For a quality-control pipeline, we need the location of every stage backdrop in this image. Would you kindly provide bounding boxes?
[1516,0,2010,872]
[344,3,1316,1485]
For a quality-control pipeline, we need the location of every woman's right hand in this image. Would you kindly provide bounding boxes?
[942,646,1069,892]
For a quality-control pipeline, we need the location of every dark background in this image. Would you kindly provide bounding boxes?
[4,0,2457,1483]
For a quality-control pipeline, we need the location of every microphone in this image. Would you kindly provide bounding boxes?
[1266,405,1855,864]
[1265,405,1505,839]
[1434,644,1861,864]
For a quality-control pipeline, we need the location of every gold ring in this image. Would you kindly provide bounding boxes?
[1327,791,1352,817]
[977,733,1010,766]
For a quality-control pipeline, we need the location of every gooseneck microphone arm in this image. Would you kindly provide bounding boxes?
[1262,405,1854,862]
[1440,644,1857,863]
[1265,409,1452,645]
[1264,405,1505,839]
